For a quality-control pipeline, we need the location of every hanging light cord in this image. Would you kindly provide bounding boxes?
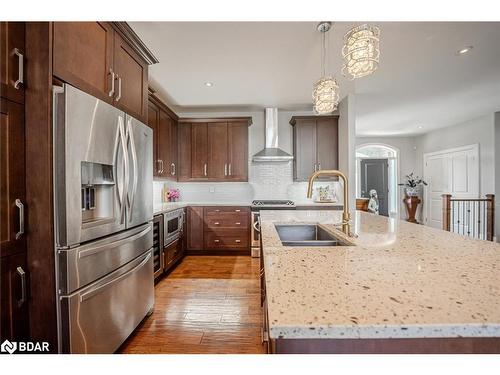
[321,29,325,77]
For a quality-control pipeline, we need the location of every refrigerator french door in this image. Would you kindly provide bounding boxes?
[54,83,154,353]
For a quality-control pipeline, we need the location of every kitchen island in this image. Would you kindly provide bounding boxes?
[259,210,500,353]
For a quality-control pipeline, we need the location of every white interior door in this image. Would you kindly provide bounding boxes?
[423,144,479,230]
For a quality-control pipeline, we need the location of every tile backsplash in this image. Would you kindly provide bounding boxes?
[154,161,342,205]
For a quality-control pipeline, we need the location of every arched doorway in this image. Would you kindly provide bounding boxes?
[355,144,399,217]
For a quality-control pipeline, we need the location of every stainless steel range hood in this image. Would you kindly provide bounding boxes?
[252,108,293,162]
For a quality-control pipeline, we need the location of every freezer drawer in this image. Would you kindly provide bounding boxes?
[58,223,153,294]
[59,250,154,353]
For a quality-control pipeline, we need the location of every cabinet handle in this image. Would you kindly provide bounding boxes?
[214,222,220,225]
[171,163,176,176]
[318,162,322,170]
[15,199,24,239]
[108,68,115,97]
[215,209,220,212]
[235,239,241,243]
[224,163,227,176]
[314,163,317,172]
[115,75,122,102]
[214,239,220,243]
[13,48,24,89]
[235,209,241,212]
[16,267,27,306]
[204,163,207,176]
[235,222,241,225]
[158,159,164,174]
[229,163,232,176]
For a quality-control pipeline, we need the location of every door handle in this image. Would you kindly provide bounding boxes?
[253,220,260,232]
[224,163,227,176]
[16,267,27,307]
[171,163,176,176]
[115,75,122,102]
[126,118,138,222]
[13,48,24,89]
[108,68,115,97]
[229,163,232,176]
[15,199,24,239]
[204,163,207,176]
[118,117,129,224]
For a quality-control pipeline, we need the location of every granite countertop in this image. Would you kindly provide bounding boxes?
[260,210,500,340]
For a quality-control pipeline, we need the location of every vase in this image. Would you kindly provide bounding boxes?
[405,187,419,197]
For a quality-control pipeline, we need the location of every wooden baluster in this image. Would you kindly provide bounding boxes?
[486,194,495,241]
[442,194,452,232]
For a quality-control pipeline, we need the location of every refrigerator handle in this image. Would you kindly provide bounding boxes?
[126,117,138,222]
[118,117,129,224]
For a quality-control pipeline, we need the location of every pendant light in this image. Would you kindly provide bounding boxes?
[312,22,339,114]
[342,24,380,80]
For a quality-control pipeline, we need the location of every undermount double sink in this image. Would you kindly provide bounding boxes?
[275,224,352,247]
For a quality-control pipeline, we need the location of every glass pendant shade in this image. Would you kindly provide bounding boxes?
[313,76,339,114]
[342,24,380,79]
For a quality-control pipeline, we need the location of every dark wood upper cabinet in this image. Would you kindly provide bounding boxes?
[147,100,160,177]
[0,22,25,105]
[112,31,148,122]
[208,122,228,179]
[53,22,114,104]
[290,115,339,181]
[53,22,157,123]
[293,118,317,181]
[0,98,26,258]
[158,109,172,178]
[178,118,251,182]
[191,123,209,179]
[186,206,204,250]
[227,121,248,181]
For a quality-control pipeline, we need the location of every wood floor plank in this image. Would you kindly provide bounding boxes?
[119,256,265,354]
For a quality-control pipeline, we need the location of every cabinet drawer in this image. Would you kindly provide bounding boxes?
[204,232,249,250]
[204,215,249,229]
[204,206,249,215]
[165,239,183,267]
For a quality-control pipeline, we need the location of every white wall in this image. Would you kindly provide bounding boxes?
[339,95,356,214]
[415,114,496,196]
[495,112,500,242]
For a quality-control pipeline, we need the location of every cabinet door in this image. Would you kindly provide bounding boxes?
[207,122,228,180]
[227,122,248,181]
[1,99,26,258]
[113,31,148,123]
[1,253,29,341]
[191,123,208,179]
[158,110,171,178]
[186,207,204,250]
[169,120,178,180]
[0,22,25,104]
[178,123,192,181]
[53,22,114,103]
[147,100,160,177]
[293,119,317,181]
[316,117,338,171]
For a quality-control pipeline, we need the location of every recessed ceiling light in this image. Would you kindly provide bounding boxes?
[205,82,213,87]
[457,46,473,55]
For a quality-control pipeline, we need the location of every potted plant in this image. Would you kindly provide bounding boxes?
[398,173,428,197]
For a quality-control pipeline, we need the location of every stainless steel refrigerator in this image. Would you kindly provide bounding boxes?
[53,84,154,353]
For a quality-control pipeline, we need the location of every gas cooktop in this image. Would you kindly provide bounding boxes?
[251,200,296,210]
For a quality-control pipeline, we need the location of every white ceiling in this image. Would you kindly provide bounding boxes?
[130,22,500,136]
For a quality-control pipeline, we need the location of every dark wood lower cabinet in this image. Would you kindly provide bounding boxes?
[186,206,250,255]
[1,252,29,341]
[164,239,184,269]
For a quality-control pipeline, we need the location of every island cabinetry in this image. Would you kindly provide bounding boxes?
[290,115,338,181]
[178,118,252,182]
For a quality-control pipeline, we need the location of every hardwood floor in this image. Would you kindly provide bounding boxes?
[119,256,266,354]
